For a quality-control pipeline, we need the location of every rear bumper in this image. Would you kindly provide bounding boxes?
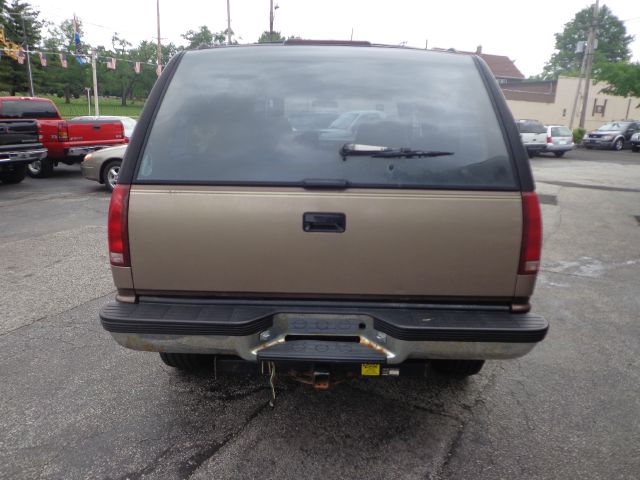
[545,143,574,152]
[524,144,546,153]
[100,299,548,363]
[67,145,116,158]
[0,148,47,165]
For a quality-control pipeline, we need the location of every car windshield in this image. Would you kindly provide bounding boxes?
[137,47,516,189]
[597,122,627,131]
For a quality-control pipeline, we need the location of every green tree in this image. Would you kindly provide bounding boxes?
[541,5,633,79]
[0,0,44,95]
[257,31,284,43]
[596,62,640,102]
[40,18,90,103]
[181,26,225,49]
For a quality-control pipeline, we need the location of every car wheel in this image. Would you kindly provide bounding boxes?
[27,158,54,178]
[159,352,213,371]
[613,138,624,151]
[102,159,122,193]
[554,151,565,158]
[0,164,27,184]
[430,359,485,378]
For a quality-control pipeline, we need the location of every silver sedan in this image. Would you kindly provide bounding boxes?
[81,145,127,192]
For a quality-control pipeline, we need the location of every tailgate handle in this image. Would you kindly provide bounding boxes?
[92,124,101,130]
[303,212,346,233]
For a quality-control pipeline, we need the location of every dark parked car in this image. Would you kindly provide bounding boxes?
[583,121,639,151]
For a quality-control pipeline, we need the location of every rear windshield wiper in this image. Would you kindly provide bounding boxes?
[340,143,454,159]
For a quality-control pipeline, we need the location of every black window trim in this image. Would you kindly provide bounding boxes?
[473,56,535,192]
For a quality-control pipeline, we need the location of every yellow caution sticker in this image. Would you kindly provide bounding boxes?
[361,363,381,376]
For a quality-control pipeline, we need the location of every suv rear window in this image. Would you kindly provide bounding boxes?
[0,100,59,119]
[517,121,546,134]
[137,47,516,189]
[551,126,572,137]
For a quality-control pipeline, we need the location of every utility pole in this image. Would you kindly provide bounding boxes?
[21,16,34,96]
[568,45,588,129]
[91,50,100,116]
[578,0,599,129]
[226,0,232,44]
[156,0,162,75]
[269,0,274,42]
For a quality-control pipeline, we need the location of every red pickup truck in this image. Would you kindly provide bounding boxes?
[0,97,127,177]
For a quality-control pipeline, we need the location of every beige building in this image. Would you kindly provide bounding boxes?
[432,46,640,131]
[502,77,640,131]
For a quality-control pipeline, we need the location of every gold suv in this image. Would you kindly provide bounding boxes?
[100,42,547,386]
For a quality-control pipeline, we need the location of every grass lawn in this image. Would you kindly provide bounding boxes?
[47,96,144,119]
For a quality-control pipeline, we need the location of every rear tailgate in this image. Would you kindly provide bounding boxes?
[66,119,125,145]
[128,186,522,298]
[120,47,532,301]
[0,119,39,146]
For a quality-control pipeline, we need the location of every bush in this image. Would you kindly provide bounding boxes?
[573,127,586,144]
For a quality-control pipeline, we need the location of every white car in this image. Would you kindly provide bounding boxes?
[516,119,547,158]
[544,125,574,157]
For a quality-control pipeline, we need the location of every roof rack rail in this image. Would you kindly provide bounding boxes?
[284,39,371,47]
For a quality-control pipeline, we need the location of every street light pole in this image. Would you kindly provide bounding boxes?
[578,0,599,129]
[21,16,34,96]
[156,0,162,75]
[269,0,274,42]
[226,0,232,44]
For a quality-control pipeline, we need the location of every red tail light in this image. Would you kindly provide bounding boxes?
[108,184,131,267]
[547,135,552,144]
[57,121,69,141]
[519,192,542,275]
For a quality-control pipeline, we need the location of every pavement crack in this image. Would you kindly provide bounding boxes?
[429,368,499,480]
[0,289,116,338]
[114,445,173,480]
[180,399,272,478]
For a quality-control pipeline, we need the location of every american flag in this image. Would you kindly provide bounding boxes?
[17,50,25,64]
[134,61,141,74]
[106,57,117,70]
[38,52,47,67]
[59,53,68,68]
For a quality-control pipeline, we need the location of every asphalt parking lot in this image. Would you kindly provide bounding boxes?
[1,148,639,479]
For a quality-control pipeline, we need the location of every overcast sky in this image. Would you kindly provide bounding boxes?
[34,0,639,77]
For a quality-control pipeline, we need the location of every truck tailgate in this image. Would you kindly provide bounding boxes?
[127,186,522,298]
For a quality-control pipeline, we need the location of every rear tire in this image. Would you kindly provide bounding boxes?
[27,158,54,178]
[431,359,485,378]
[159,352,212,371]
[0,164,27,184]
[102,159,122,192]
[553,151,565,158]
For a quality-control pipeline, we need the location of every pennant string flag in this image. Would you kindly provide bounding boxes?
[17,50,25,65]
[106,57,116,70]
[59,53,68,68]
[72,15,85,65]
[134,61,140,74]
[38,52,47,67]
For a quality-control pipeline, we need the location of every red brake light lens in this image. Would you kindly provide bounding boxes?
[108,184,131,267]
[519,192,542,274]
[57,121,69,141]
